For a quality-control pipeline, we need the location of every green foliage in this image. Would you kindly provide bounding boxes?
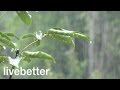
[22,56,31,63]
[36,40,40,46]
[0,32,17,49]
[0,27,89,70]
[0,11,91,79]
[0,36,16,49]
[0,56,8,63]
[47,33,75,48]
[16,11,32,25]
[48,28,90,43]
[74,33,90,42]
[22,33,35,39]
[22,51,55,63]
[48,28,74,37]
[4,32,19,40]
[0,32,11,41]
[0,44,3,49]
[1,11,120,79]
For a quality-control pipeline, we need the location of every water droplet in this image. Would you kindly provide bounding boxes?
[8,56,22,68]
[3,46,6,50]
[36,31,43,40]
[11,48,14,52]
[90,41,92,44]
[13,43,17,47]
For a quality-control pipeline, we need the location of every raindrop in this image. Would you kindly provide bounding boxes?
[3,46,6,50]
[36,31,43,40]
[11,48,14,52]
[90,41,92,44]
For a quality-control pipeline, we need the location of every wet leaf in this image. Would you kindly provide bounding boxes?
[4,32,19,40]
[48,34,75,48]
[22,51,55,63]
[22,56,31,63]
[74,32,91,43]
[0,36,16,49]
[0,56,8,63]
[0,32,11,41]
[16,11,32,25]
[48,28,74,37]
[22,33,35,39]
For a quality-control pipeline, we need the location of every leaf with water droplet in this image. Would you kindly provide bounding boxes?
[22,33,35,39]
[4,32,19,40]
[74,32,91,43]
[52,28,63,30]
[0,56,8,63]
[22,51,55,63]
[22,56,31,63]
[48,34,75,48]
[0,36,16,49]
[48,28,74,37]
[16,11,32,25]
[0,32,11,41]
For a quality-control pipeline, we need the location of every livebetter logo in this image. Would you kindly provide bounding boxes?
[4,67,50,76]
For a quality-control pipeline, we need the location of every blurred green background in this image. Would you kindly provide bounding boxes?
[0,11,120,79]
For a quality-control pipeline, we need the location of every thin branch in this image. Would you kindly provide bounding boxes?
[20,39,39,54]
[9,49,19,79]
[9,66,15,79]
[9,34,48,79]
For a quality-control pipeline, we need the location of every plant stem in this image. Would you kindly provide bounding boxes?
[9,66,15,79]
[20,39,39,54]
[9,49,19,79]
[9,34,47,79]
[20,33,48,54]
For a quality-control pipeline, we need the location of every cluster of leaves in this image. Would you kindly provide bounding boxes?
[0,11,91,68]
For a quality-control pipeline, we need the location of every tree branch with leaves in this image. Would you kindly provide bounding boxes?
[0,11,91,79]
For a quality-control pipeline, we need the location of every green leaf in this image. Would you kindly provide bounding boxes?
[22,34,35,39]
[22,51,55,63]
[16,11,32,25]
[48,28,74,37]
[48,34,75,48]
[0,56,8,63]
[4,32,19,40]
[49,28,91,44]
[52,28,63,30]
[49,28,91,40]
[0,36,16,49]
[22,56,31,63]
[74,32,91,43]
[0,32,11,41]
